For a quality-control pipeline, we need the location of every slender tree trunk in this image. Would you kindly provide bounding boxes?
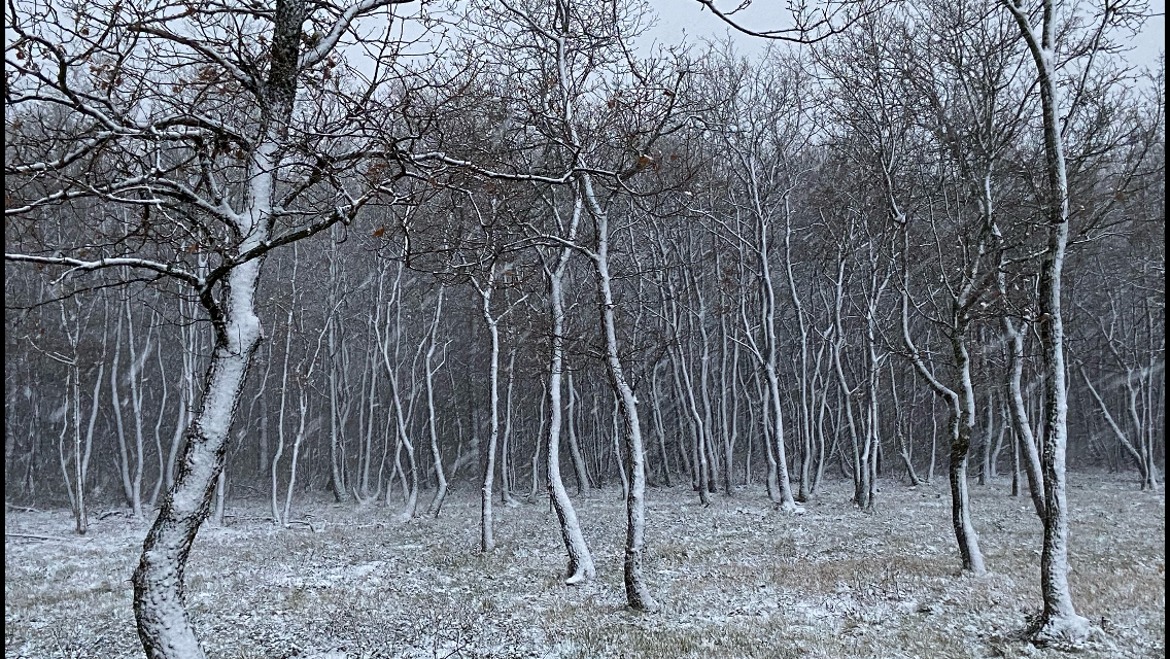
[582,174,658,611]
[502,346,520,506]
[326,245,351,504]
[675,344,712,506]
[425,291,449,517]
[949,330,986,575]
[902,286,985,575]
[564,371,592,493]
[543,209,596,582]
[1080,367,1155,489]
[1004,319,1047,518]
[479,274,502,552]
[110,309,134,510]
[650,363,673,488]
[125,297,150,519]
[212,469,227,527]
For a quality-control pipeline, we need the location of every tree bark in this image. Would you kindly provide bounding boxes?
[543,202,597,582]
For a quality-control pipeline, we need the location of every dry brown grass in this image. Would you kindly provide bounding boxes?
[4,472,1164,658]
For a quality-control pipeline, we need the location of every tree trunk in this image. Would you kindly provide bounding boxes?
[1002,3,1091,641]
[565,371,592,493]
[425,290,449,517]
[132,254,264,659]
[544,214,596,583]
[582,174,658,612]
[1003,318,1047,518]
[479,275,502,552]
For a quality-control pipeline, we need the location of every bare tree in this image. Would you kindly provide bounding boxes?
[5,0,417,654]
[1000,0,1150,645]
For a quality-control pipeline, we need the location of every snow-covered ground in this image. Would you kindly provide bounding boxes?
[5,474,1164,658]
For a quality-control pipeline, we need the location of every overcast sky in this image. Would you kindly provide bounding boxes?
[640,0,1165,71]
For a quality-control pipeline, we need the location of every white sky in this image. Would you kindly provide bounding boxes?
[640,0,1165,71]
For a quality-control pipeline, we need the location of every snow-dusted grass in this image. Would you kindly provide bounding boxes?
[5,473,1164,658]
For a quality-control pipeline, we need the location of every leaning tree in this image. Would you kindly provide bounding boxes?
[5,0,424,655]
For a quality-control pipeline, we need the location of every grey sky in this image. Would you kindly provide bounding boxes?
[642,0,1165,71]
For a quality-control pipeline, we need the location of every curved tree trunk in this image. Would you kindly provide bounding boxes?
[132,257,264,659]
[1002,0,1092,643]
[544,220,596,583]
[949,332,986,575]
[582,174,658,612]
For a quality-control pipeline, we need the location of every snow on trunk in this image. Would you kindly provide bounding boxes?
[949,333,986,575]
[425,289,449,517]
[582,175,658,612]
[1004,319,1047,519]
[480,279,501,553]
[132,259,263,659]
[999,5,1091,641]
[757,209,799,512]
[131,141,272,659]
[1030,218,1089,645]
[545,242,596,584]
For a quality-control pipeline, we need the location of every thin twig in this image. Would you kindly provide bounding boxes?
[6,532,75,542]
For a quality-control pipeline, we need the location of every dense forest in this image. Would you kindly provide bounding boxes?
[4,0,1164,657]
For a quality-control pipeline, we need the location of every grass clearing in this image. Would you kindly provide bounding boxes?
[4,473,1164,658]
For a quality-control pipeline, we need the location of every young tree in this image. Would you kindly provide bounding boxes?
[537,188,597,583]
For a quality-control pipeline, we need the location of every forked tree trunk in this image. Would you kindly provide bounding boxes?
[948,331,986,575]
[675,343,712,507]
[757,215,799,512]
[1004,1,1091,642]
[378,262,418,520]
[902,287,986,576]
[1080,366,1158,490]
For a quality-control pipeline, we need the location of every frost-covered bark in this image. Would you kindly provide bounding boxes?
[133,254,264,659]
[543,196,596,583]
[1002,0,1093,644]
[565,372,593,493]
[326,237,353,505]
[584,174,658,611]
[1002,316,1047,518]
[381,268,420,521]
[478,268,503,552]
[743,152,799,512]
[663,266,712,507]
[1080,366,1161,491]
[901,285,986,576]
[425,288,450,517]
[947,330,986,575]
